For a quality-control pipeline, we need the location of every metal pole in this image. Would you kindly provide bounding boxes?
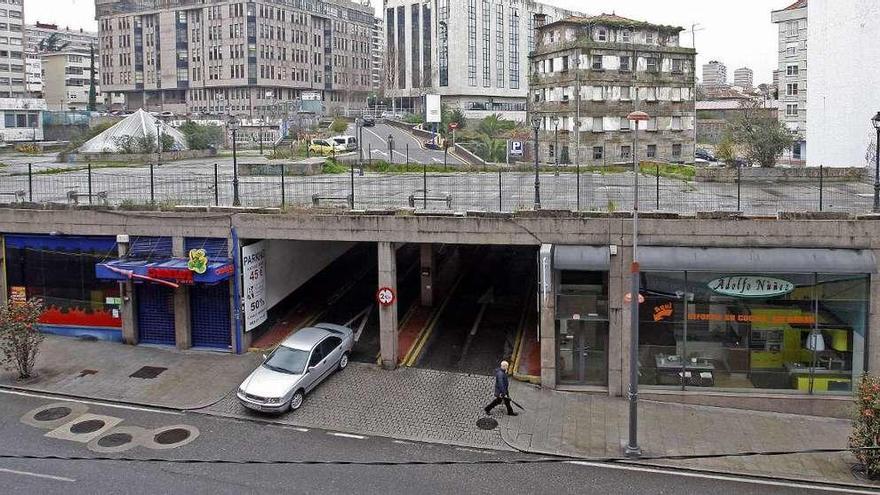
[27,163,32,202]
[150,162,155,204]
[156,122,161,167]
[554,123,559,176]
[534,125,541,209]
[444,146,448,171]
[422,160,427,209]
[406,143,409,166]
[281,164,286,208]
[350,159,355,210]
[576,162,580,211]
[232,129,240,206]
[87,162,92,204]
[626,120,642,458]
[655,163,660,211]
[498,168,502,211]
[369,148,372,166]
[874,127,880,212]
[214,163,219,206]
[819,164,824,212]
[736,162,742,212]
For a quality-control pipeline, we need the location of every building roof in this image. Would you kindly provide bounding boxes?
[773,0,807,13]
[544,13,685,34]
[78,109,188,153]
[696,99,778,111]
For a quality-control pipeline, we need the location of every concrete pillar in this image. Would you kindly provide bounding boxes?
[419,243,435,307]
[378,241,398,369]
[869,252,880,375]
[607,245,626,397]
[539,245,557,389]
[116,237,138,345]
[172,236,192,350]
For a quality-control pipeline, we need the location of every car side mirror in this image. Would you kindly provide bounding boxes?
[307,366,315,373]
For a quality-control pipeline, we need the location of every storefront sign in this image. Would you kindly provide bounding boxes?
[687,312,815,324]
[242,241,267,332]
[708,276,795,299]
[653,302,673,322]
[105,297,121,305]
[9,286,26,305]
[187,249,208,274]
[147,267,193,284]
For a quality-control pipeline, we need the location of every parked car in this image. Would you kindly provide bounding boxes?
[330,135,358,152]
[237,324,354,413]
[695,148,716,162]
[361,115,376,127]
[308,139,336,155]
[159,111,175,119]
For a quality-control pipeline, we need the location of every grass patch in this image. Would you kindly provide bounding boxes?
[322,160,348,174]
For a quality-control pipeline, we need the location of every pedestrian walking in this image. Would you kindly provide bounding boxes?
[484,360,517,416]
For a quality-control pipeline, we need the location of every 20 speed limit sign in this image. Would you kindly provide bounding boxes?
[376,287,396,306]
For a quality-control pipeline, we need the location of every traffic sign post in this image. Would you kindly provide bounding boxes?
[377,287,396,307]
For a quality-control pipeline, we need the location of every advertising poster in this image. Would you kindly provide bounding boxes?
[242,241,267,331]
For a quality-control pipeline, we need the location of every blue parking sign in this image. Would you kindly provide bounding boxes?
[509,140,524,156]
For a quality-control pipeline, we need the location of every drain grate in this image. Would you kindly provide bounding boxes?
[129,366,167,379]
[70,419,106,434]
[34,407,73,422]
[97,433,133,448]
[154,428,191,445]
[476,417,498,430]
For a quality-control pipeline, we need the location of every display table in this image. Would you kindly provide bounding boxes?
[784,362,851,392]
[655,355,715,387]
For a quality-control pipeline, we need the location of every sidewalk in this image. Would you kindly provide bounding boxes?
[502,380,862,486]
[0,335,261,409]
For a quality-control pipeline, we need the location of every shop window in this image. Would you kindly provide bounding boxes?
[556,270,609,386]
[638,271,867,395]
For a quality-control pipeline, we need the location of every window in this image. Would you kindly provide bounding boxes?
[592,117,603,132]
[561,56,569,72]
[308,346,324,367]
[672,116,682,131]
[591,54,603,70]
[620,145,631,161]
[620,86,631,100]
[596,28,607,42]
[672,144,682,158]
[321,337,342,356]
[787,64,799,76]
[619,55,631,71]
[620,29,631,43]
[786,104,799,117]
[786,43,797,56]
[647,144,657,158]
[646,32,655,45]
[592,146,603,160]
[646,57,658,73]
[619,117,630,131]
[787,83,799,96]
[509,8,519,89]
[481,0,490,87]
[671,59,683,73]
[787,20,798,36]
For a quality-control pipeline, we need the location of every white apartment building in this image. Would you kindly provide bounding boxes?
[807,0,880,168]
[382,0,580,122]
[96,0,375,118]
[25,52,39,93]
[701,60,727,88]
[25,23,101,99]
[771,0,808,162]
[371,16,383,93]
[42,51,123,111]
[0,0,26,98]
[733,67,753,90]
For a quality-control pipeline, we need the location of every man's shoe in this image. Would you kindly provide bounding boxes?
[507,412,519,416]
[483,407,492,415]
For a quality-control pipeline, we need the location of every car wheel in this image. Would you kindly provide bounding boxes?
[338,352,349,371]
[289,390,304,411]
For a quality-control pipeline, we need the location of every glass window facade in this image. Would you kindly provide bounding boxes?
[638,271,868,395]
[556,271,609,386]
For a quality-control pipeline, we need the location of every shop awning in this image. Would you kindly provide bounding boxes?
[96,258,234,285]
[639,247,877,274]
[553,245,611,271]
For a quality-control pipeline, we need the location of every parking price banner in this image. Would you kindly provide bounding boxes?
[242,241,267,332]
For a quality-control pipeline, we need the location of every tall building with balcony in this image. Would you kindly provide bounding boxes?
[529,14,697,165]
[701,60,727,88]
[771,0,808,162]
[382,0,580,122]
[95,0,374,117]
[371,16,384,94]
[0,0,27,98]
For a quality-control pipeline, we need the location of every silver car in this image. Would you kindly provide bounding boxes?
[237,323,354,413]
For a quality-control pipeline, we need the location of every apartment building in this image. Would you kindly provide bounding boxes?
[96,0,374,117]
[529,14,696,165]
[733,67,753,90]
[0,0,26,98]
[371,16,383,94]
[382,0,579,122]
[771,0,807,162]
[701,60,727,88]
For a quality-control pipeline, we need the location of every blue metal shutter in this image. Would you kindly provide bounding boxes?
[136,284,176,345]
[184,238,229,259]
[190,283,231,349]
[129,236,173,259]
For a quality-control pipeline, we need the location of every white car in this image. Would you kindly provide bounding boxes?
[237,323,354,413]
[330,135,358,152]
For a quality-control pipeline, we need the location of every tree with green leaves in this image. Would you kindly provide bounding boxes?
[0,298,45,379]
[725,100,794,168]
[329,118,348,134]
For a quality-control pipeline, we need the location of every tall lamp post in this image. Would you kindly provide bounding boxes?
[531,117,541,209]
[155,119,162,167]
[551,115,559,175]
[872,112,880,213]
[625,109,649,458]
[229,117,241,207]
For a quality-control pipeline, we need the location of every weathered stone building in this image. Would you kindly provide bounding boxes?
[529,14,696,166]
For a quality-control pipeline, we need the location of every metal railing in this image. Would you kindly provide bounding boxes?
[1,162,876,216]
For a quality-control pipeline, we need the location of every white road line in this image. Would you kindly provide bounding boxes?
[566,461,876,494]
[328,432,366,440]
[0,389,183,415]
[292,427,309,432]
[454,447,495,455]
[0,467,76,482]
[392,440,415,445]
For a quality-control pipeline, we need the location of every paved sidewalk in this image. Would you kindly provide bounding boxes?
[0,335,261,409]
[502,381,863,486]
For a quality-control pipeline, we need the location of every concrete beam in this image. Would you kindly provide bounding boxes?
[117,240,137,345]
[172,237,191,350]
[378,241,398,369]
[539,245,556,389]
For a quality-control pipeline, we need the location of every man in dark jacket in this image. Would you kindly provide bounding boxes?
[484,360,517,416]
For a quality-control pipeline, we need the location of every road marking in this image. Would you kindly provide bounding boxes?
[0,389,182,415]
[454,447,495,455]
[328,432,366,440]
[403,272,467,367]
[392,440,415,445]
[0,467,76,482]
[566,461,876,494]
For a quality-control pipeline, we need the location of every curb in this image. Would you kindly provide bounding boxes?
[0,383,226,412]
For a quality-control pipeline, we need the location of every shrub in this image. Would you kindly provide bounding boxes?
[851,374,880,478]
[15,144,41,155]
[0,298,45,379]
[329,118,349,134]
[179,121,224,150]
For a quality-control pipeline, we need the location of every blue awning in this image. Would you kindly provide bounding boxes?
[96,258,234,285]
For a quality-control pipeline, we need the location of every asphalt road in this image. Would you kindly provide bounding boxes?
[351,122,468,166]
[0,389,862,495]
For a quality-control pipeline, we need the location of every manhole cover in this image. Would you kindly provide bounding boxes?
[476,417,498,430]
[130,366,167,379]
[70,419,106,434]
[97,433,133,448]
[154,428,191,445]
[34,406,72,421]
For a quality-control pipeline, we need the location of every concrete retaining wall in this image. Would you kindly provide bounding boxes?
[61,149,217,163]
[696,166,867,183]
[238,160,324,176]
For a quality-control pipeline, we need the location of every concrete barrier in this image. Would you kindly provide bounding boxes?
[61,149,217,163]
[238,158,325,176]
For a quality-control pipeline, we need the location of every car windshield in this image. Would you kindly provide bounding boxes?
[262,346,308,375]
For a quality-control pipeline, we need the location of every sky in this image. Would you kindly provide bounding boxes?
[26,0,798,85]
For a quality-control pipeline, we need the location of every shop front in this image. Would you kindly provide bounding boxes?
[637,247,874,396]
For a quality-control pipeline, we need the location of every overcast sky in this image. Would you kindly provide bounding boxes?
[27,0,797,85]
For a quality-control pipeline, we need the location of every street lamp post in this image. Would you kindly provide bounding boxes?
[531,117,541,209]
[353,118,361,209]
[625,110,649,458]
[552,116,559,176]
[155,120,162,167]
[229,118,241,207]
[872,112,880,212]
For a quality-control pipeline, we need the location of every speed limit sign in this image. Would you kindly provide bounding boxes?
[376,287,396,306]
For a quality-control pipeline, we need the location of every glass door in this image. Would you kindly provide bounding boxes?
[557,320,608,386]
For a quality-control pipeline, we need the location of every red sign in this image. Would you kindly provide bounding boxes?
[376,287,396,306]
[448,122,459,130]
[215,264,234,276]
[147,267,194,284]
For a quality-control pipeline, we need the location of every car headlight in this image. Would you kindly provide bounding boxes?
[265,397,282,404]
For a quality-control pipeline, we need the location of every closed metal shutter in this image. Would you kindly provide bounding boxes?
[185,238,229,259]
[190,283,231,349]
[136,284,176,345]
[129,237,173,259]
